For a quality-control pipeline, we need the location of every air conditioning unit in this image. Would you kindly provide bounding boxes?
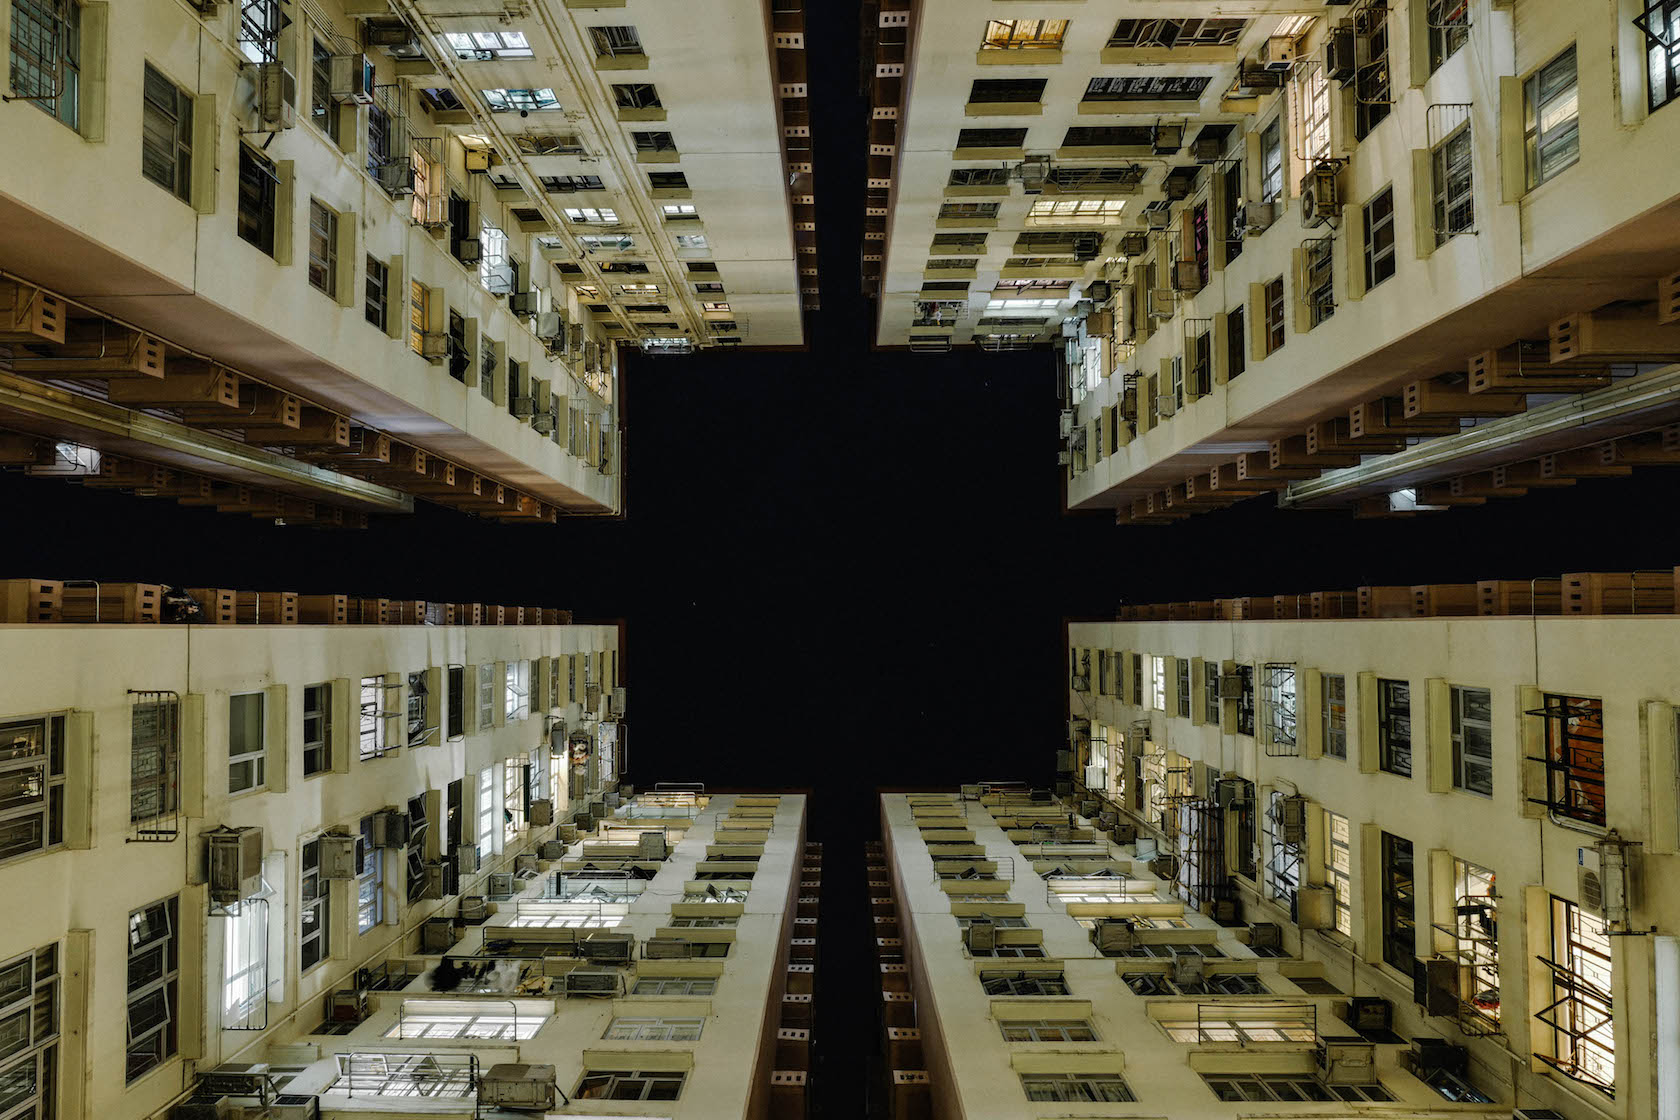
[1301,163,1342,227]
[1318,1039,1377,1085]
[1170,949,1204,986]
[1148,289,1176,319]
[1151,124,1184,154]
[1325,25,1358,84]
[1579,832,1638,930]
[458,895,489,923]
[644,937,693,959]
[206,826,265,908]
[477,1064,556,1112]
[363,17,423,55]
[1237,201,1276,235]
[173,1099,229,1120]
[1091,918,1136,954]
[328,55,372,104]
[1173,261,1203,291]
[1086,279,1112,303]
[420,332,448,362]
[531,410,557,435]
[1279,795,1309,844]
[372,809,410,849]
[1072,233,1104,262]
[510,395,537,418]
[419,860,456,901]
[1295,885,1337,930]
[1217,672,1244,699]
[1084,764,1104,789]
[1347,996,1392,1032]
[1119,389,1138,421]
[464,149,494,173]
[1215,780,1247,809]
[562,969,621,996]
[1248,922,1281,950]
[1414,956,1458,1016]
[535,312,564,341]
[1260,36,1298,70]
[1071,675,1090,693]
[634,831,666,860]
[268,1095,318,1120]
[1164,176,1193,201]
[613,686,627,713]
[508,291,539,315]
[1154,394,1177,419]
[1145,207,1172,230]
[374,158,414,197]
[529,799,554,827]
[455,844,480,875]
[1191,135,1223,163]
[251,62,296,132]
[1058,409,1075,439]
[455,238,483,265]
[319,832,358,880]
[581,932,634,963]
[965,917,996,953]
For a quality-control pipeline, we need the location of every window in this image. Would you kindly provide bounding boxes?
[237,0,280,63]
[227,693,265,794]
[1176,659,1191,718]
[307,200,338,298]
[1226,306,1245,379]
[1542,896,1614,1093]
[447,311,468,381]
[483,87,559,112]
[1319,673,1347,759]
[981,19,1067,51]
[1259,118,1283,202]
[0,941,60,1120]
[1324,810,1353,936]
[1354,7,1392,139]
[604,1017,704,1041]
[130,697,179,824]
[406,672,431,746]
[588,24,642,57]
[1221,160,1244,262]
[478,222,511,293]
[1026,198,1127,222]
[334,1052,475,1098]
[1261,277,1285,355]
[1202,662,1221,724]
[418,86,464,114]
[633,976,716,995]
[302,684,331,776]
[503,763,525,842]
[981,971,1068,996]
[674,233,709,251]
[0,716,64,864]
[1525,47,1579,188]
[1305,237,1334,327]
[1084,75,1209,101]
[1131,653,1143,706]
[1262,664,1297,750]
[141,64,193,203]
[1203,1073,1393,1103]
[477,766,496,856]
[1380,831,1415,972]
[938,201,1001,222]
[354,816,383,933]
[969,77,1046,104]
[1427,0,1469,72]
[632,130,676,152]
[362,255,388,331]
[1376,679,1412,776]
[1108,17,1245,49]
[1263,790,1300,902]
[564,206,619,224]
[1161,1006,1315,1044]
[387,999,547,1039]
[1000,1019,1096,1042]
[407,280,428,356]
[233,145,279,258]
[1432,125,1474,245]
[647,170,689,191]
[948,167,1011,189]
[1363,187,1396,289]
[299,838,331,974]
[956,127,1027,149]
[1296,65,1331,165]
[126,897,178,1081]
[576,1069,684,1101]
[543,174,606,193]
[9,0,80,128]
[1453,858,1499,1025]
[1450,685,1493,795]
[308,40,338,142]
[1062,125,1153,148]
[1021,1072,1134,1102]
[443,30,533,60]
[1536,695,1605,825]
[1644,0,1680,112]
[477,335,495,401]
[446,666,465,739]
[476,663,496,728]
[358,676,388,760]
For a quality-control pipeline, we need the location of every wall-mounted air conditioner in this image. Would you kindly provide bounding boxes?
[965,918,996,953]
[1148,289,1176,319]
[1579,832,1639,931]
[1170,949,1204,986]
[1151,124,1184,154]
[1236,201,1276,235]
[1317,1039,1377,1085]
[319,832,358,880]
[455,844,480,875]
[454,238,483,265]
[1325,25,1357,83]
[1191,135,1223,163]
[562,969,621,996]
[1090,918,1136,953]
[1301,163,1342,227]
[477,1064,556,1112]
[1145,208,1172,230]
[508,291,539,316]
[420,332,448,362]
[529,799,554,827]
[1260,36,1298,70]
[206,826,265,909]
[1154,395,1177,419]
[1118,232,1149,256]
[328,55,372,105]
[372,809,410,849]
[1173,261,1203,291]
[1295,885,1336,930]
[250,62,296,132]
[581,932,634,963]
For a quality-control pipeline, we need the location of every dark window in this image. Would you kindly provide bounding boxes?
[969,78,1046,103]
[647,171,689,190]
[631,130,676,152]
[447,311,468,382]
[307,199,338,298]
[1233,664,1255,737]
[448,191,471,256]
[366,104,391,179]
[1354,7,1392,139]
[686,261,719,274]
[1380,832,1415,973]
[1363,187,1396,288]
[1046,165,1147,190]
[948,167,1011,188]
[612,82,660,108]
[447,666,465,739]
[1176,658,1191,718]
[1226,305,1245,379]
[1062,126,1154,147]
[1427,0,1469,72]
[365,256,388,330]
[1262,277,1285,355]
[1378,678,1412,776]
[956,127,1028,148]
[236,145,277,257]
[126,896,179,1081]
[310,39,339,142]
[1108,17,1246,49]
[507,357,523,417]
[1451,685,1493,795]
[1432,125,1474,244]
[1084,75,1209,101]
[141,63,193,203]
[1305,237,1334,327]
[542,174,606,192]
[419,87,464,113]
[588,24,643,57]
[1222,161,1244,261]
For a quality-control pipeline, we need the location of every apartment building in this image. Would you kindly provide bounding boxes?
[1,0,815,523]
[0,604,814,1120]
[1058,604,1680,1120]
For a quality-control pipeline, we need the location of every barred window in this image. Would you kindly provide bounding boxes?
[1539,896,1614,1094]
[981,19,1066,50]
[1084,75,1209,101]
[1378,678,1412,776]
[1432,124,1474,244]
[1427,0,1469,73]
[8,0,80,128]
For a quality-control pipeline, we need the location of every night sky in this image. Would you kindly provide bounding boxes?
[5,4,1679,1113]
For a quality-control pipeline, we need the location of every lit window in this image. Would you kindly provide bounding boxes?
[1377,678,1412,776]
[477,664,496,730]
[981,19,1067,50]
[588,25,643,58]
[0,715,65,865]
[357,815,383,933]
[334,1052,476,1098]
[1161,1006,1315,1044]
[1263,791,1300,902]
[505,661,530,721]
[221,890,267,1029]
[358,676,388,760]
[702,301,731,313]
[986,298,1060,311]
[1323,810,1352,935]
[1451,857,1499,1026]
[477,766,496,855]
[444,30,533,59]
[1534,695,1605,825]
[1295,64,1331,165]
[1540,896,1614,1094]
[388,999,549,1039]
[564,206,619,223]
[1262,664,1297,750]
[1524,46,1579,188]
[1026,198,1127,220]
[579,233,633,252]
[1150,656,1166,709]
[616,283,658,296]
[661,202,698,217]
[482,87,559,113]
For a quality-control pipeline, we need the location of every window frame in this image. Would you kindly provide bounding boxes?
[364,255,388,331]
[1262,277,1286,355]
[0,714,65,866]
[8,0,81,129]
[1019,1071,1134,1103]
[1324,810,1353,936]
[1322,673,1348,759]
[302,683,331,776]
[1524,45,1580,189]
[226,692,266,795]
[1431,123,1475,245]
[574,1068,685,1102]
[130,697,180,825]
[1259,117,1283,203]
[307,199,339,299]
[126,896,179,1082]
[1539,895,1615,1095]
[1643,0,1680,113]
[1427,0,1470,72]
[299,837,330,973]
[356,816,383,934]
[1377,678,1413,777]
[1450,685,1493,796]
[980,19,1067,51]
[1362,186,1396,290]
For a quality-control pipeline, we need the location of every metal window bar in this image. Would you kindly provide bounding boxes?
[1304,237,1335,328]
[1524,698,1606,824]
[1191,1001,1317,1045]
[336,1052,480,1099]
[1429,893,1501,1035]
[5,0,72,106]
[238,0,283,65]
[1534,954,1616,1094]
[392,998,523,1040]
[128,690,182,841]
[1352,2,1395,113]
